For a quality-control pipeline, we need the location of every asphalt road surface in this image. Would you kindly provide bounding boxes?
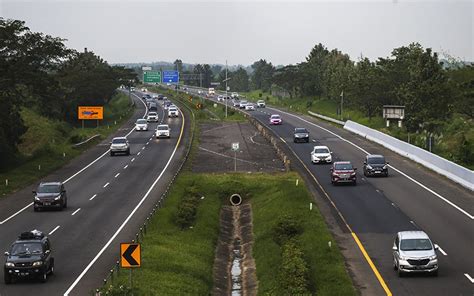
[0,91,188,295]
[184,86,473,296]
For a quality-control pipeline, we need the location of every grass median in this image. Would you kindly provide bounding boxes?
[100,172,356,295]
[0,92,134,197]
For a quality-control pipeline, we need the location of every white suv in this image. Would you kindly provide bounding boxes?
[257,100,266,108]
[147,112,158,122]
[310,146,332,164]
[168,107,179,117]
[156,124,170,138]
[393,231,439,277]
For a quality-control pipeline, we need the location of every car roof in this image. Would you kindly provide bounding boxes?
[271,114,280,117]
[295,127,307,131]
[367,154,385,159]
[39,182,62,186]
[158,124,169,128]
[398,231,429,240]
[112,137,127,140]
[334,161,351,165]
[313,145,329,149]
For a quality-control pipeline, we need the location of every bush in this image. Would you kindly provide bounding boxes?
[273,214,303,245]
[175,185,200,229]
[279,240,311,294]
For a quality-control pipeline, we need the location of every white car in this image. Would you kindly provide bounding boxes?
[147,112,158,122]
[156,124,170,138]
[231,92,239,98]
[239,100,248,109]
[217,95,224,102]
[168,107,179,117]
[245,103,255,111]
[311,145,332,164]
[257,100,266,108]
[135,118,148,131]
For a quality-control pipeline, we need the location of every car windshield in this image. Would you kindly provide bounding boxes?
[136,119,146,124]
[335,163,353,170]
[37,184,60,193]
[400,238,433,251]
[368,157,385,164]
[158,126,169,130]
[295,128,307,133]
[315,148,329,154]
[148,113,157,116]
[169,108,177,111]
[11,242,43,255]
[112,138,127,144]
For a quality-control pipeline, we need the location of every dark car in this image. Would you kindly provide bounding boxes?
[330,161,357,185]
[293,128,309,143]
[157,94,164,100]
[4,230,54,284]
[363,154,389,177]
[33,182,67,211]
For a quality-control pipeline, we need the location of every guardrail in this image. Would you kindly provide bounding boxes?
[344,120,474,191]
[307,110,345,126]
[72,134,101,148]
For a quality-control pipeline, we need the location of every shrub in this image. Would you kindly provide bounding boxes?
[272,214,303,245]
[175,185,200,229]
[279,240,311,294]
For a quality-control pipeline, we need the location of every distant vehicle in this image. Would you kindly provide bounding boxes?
[293,127,309,143]
[217,95,224,102]
[257,100,266,108]
[157,94,164,100]
[147,112,158,122]
[208,88,215,95]
[231,92,239,98]
[33,182,67,211]
[168,106,179,117]
[135,118,148,131]
[269,114,282,125]
[311,145,332,164]
[4,230,54,284]
[245,103,255,111]
[130,87,135,91]
[363,154,389,177]
[110,137,130,156]
[141,88,147,92]
[393,231,439,277]
[163,101,172,110]
[198,90,203,94]
[232,100,240,107]
[148,102,158,112]
[156,124,170,138]
[239,100,248,109]
[224,95,232,100]
[330,161,357,185]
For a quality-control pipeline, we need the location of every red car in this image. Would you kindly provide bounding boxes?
[269,114,282,125]
[330,161,357,185]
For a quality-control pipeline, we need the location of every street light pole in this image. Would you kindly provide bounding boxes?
[225,60,228,118]
[340,90,344,121]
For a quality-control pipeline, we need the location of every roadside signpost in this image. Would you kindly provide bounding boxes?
[143,71,161,84]
[78,106,103,128]
[162,70,179,83]
[121,243,141,289]
[232,142,239,171]
[142,66,152,71]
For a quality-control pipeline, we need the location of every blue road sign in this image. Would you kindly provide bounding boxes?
[162,71,179,83]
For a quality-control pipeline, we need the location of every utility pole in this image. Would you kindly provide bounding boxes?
[225,60,228,118]
[340,90,344,121]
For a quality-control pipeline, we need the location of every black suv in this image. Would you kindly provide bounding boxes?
[33,182,67,211]
[363,154,389,177]
[4,230,54,284]
[293,128,309,143]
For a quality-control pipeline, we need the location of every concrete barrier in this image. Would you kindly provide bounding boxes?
[308,110,345,126]
[344,120,474,191]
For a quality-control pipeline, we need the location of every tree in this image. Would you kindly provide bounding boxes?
[229,67,249,92]
[251,59,275,91]
[173,59,183,73]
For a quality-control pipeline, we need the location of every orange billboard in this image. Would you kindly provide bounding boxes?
[78,106,103,120]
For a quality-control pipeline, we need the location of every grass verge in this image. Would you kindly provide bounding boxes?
[0,92,134,197]
[100,173,356,295]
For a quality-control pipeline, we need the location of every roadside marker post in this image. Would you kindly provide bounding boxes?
[232,142,239,172]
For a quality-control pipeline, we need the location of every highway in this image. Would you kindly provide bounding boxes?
[0,91,189,295]
[185,86,474,296]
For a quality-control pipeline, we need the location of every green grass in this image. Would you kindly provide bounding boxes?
[0,92,134,197]
[102,173,356,295]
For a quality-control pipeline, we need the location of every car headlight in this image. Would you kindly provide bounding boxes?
[366,165,372,170]
[32,261,43,267]
[35,196,40,201]
[383,165,388,169]
[429,255,437,260]
[5,262,14,267]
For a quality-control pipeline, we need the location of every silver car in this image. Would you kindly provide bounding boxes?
[110,137,130,156]
[393,231,439,277]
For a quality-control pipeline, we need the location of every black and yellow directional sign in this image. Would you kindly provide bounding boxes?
[120,243,141,268]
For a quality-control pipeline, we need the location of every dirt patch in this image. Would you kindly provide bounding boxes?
[192,122,285,173]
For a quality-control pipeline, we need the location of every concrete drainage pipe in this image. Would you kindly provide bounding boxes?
[230,194,242,206]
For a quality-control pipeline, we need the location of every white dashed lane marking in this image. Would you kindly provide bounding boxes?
[103,182,109,188]
[89,194,97,201]
[48,225,60,235]
[114,173,120,178]
[71,208,81,216]
[124,165,128,169]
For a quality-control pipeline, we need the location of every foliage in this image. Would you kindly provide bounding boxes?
[251,59,275,91]
[175,185,201,229]
[272,214,303,245]
[279,239,311,295]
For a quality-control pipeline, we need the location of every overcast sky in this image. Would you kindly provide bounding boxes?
[1,1,472,66]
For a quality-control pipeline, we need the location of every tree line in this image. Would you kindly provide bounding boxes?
[0,18,138,164]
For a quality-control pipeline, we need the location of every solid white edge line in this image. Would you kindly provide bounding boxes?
[0,93,148,226]
[268,107,474,220]
[438,246,448,256]
[114,173,120,178]
[89,194,97,201]
[0,202,34,225]
[71,208,81,216]
[64,114,183,295]
[464,273,474,284]
[48,225,60,235]
[103,182,109,188]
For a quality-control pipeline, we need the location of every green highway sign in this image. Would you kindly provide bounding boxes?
[143,71,161,83]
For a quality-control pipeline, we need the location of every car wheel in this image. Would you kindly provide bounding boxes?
[4,273,12,284]
[63,198,67,208]
[385,172,389,177]
[49,258,54,275]
[353,180,357,186]
[431,269,438,277]
[110,152,114,156]
[397,267,404,277]
[363,170,367,177]
[34,206,38,212]
[40,270,48,283]
[126,149,130,156]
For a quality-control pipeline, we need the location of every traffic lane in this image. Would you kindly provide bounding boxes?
[254,108,474,293]
[0,112,183,295]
